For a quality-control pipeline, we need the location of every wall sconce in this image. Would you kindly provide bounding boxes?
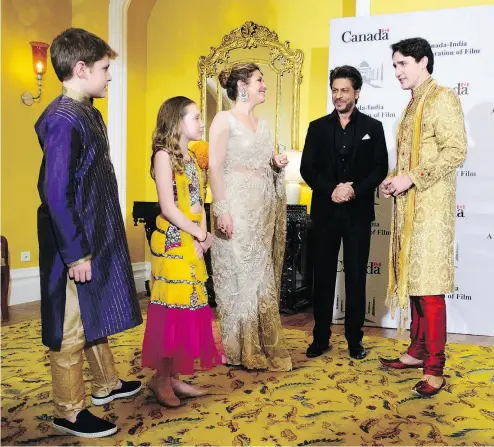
[21,41,50,106]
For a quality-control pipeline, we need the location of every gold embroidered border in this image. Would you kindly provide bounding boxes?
[150,250,183,259]
[154,276,201,286]
[67,254,92,268]
[149,300,208,311]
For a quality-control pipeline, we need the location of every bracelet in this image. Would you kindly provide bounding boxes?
[213,200,229,217]
[197,232,208,243]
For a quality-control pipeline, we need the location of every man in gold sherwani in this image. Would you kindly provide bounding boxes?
[379,38,467,397]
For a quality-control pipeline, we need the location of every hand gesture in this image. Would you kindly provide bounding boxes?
[331,182,354,203]
[387,174,413,196]
[194,240,204,259]
[68,260,92,283]
[217,213,233,239]
[273,153,289,169]
[199,232,213,252]
[381,177,393,198]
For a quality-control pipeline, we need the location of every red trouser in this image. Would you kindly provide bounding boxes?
[407,295,446,376]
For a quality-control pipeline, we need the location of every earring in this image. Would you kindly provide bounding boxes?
[239,88,249,102]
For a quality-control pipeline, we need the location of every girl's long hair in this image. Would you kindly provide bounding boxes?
[150,96,194,178]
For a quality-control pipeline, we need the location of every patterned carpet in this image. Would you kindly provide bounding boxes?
[1,318,494,446]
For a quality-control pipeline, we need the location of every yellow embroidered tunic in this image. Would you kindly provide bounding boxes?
[387,78,467,318]
[150,154,208,309]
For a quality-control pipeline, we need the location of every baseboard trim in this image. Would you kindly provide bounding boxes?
[9,267,41,306]
[8,262,150,306]
[132,262,149,295]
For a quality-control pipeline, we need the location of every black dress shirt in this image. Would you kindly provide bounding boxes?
[329,108,357,183]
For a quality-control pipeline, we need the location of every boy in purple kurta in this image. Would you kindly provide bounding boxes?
[35,28,142,438]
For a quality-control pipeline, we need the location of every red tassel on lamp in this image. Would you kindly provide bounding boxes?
[21,41,49,106]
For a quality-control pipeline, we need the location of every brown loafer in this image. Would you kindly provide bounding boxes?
[148,380,183,408]
[379,357,424,369]
[412,378,446,397]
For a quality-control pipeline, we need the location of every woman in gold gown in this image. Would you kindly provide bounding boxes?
[209,63,292,371]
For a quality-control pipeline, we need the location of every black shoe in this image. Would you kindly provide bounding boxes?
[53,409,117,438]
[306,341,330,358]
[349,342,367,360]
[91,379,142,406]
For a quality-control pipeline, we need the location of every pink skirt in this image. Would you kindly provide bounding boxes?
[141,303,224,375]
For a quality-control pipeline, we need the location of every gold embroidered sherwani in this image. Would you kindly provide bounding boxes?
[387,78,467,317]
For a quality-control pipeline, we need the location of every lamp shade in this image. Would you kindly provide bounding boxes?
[284,150,303,183]
[29,41,49,75]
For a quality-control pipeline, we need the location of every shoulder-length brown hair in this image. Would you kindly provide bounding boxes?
[150,96,195,178]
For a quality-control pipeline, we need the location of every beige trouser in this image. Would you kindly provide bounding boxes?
[49,278,119,418]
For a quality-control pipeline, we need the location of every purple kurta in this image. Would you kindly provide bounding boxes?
[36,93,142,350]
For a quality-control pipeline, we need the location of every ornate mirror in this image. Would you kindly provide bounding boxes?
[198,21,304,151]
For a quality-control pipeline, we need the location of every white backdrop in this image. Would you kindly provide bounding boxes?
[327,5,494,336]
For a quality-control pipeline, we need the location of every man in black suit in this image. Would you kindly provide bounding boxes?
[301,65,388,359]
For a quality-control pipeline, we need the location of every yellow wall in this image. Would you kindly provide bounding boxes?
[1,0,72,269]
[71,0,109,122]
[126,0,157,263]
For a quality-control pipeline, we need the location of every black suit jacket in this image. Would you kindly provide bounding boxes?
[300,108,388,224]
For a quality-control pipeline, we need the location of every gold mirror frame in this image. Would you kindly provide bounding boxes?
[198,21,304,151]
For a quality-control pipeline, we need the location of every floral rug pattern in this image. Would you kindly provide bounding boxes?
[2,318,494,446]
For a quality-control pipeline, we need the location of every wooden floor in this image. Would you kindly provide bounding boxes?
[2,295,493,346]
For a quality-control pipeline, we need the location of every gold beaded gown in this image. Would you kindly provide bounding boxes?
[211,112,292,371]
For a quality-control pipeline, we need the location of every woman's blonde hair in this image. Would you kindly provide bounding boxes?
[150,96,194,177]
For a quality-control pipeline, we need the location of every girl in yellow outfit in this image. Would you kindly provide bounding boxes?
[142,97,223,407]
